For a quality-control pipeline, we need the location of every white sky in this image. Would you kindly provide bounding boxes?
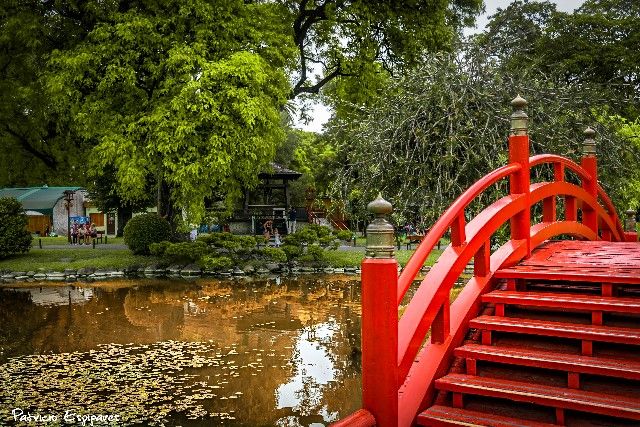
[294,0,586,134]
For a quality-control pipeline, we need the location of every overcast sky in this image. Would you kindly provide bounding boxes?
[295,0,587,133]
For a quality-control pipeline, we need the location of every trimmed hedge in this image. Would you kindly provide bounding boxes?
[0,197,32,259]
[123,213,172,254]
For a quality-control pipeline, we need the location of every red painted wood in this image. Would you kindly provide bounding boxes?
[509,135,530,252]
[481,291,640,314]
[397,163,522,302]
[417,405,557,427]
[454,344,640,380]
[470,315,640,346]
[495,241,640,284]
[361,258,398,427]
[435,374,640,421]
[329,409,376,427]
[581,155,598,235]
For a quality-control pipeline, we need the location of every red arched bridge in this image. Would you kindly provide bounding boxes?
[333,96,640,427]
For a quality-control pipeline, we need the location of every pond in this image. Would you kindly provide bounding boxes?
[0,276,363,426]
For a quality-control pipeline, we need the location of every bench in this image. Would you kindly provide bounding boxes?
[94,231,105,244]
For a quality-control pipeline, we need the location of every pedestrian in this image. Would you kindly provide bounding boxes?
[71,221,79,245]
[287,206,297,234]
[273,228,281,247]
[263,218,273,242]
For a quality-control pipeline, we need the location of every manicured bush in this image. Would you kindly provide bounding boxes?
[164,241,209,262]
[0,197,32,259]
[334,230,353,242]
[199,255,233,271]
[261,247,287,262]
[123,213,172,254]
[149,241,171,256]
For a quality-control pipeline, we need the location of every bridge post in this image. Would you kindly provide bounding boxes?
[624,209,638,242]
[581,127,598,236]
[509,95,531,255]
[361,194,398,427]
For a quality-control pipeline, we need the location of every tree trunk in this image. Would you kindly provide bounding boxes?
[158,178,178,230]
[116,206,133,237]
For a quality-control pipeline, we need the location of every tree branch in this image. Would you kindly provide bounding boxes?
[4,125,58,169]
[293,67,347,96]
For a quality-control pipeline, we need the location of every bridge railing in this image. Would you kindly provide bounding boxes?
[332,96,635,427]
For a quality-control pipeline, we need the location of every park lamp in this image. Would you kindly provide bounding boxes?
[365,193,395,259]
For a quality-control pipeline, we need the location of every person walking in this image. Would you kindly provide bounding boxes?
[287,206,297,234]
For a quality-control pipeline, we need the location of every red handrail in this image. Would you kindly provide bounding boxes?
[398,163,522,303]
[334,109,633,427]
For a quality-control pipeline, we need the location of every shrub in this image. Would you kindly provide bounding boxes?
[164,241,209,263]
[261,247,287,262]
[199,255,233,271]
[123,213,172,254]
[0,197,32,259]
[149,241,172,256]
[281,244,302,260]
[334,230,353,241]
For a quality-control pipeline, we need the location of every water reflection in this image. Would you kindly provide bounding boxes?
[0,277,362,426]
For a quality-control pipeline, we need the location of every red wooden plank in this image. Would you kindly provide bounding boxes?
[454,344,640,380]
[435,374,640,421]
[481,291,640,314]
[417,405,556,427]
[470,316,640,345]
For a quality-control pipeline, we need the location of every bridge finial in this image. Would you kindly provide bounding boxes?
[583,126,596,156]
[625,209,637,232]
[510,94,528,136]
[366,193,395,259]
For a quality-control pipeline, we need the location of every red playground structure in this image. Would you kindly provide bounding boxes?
[334,96,640,427]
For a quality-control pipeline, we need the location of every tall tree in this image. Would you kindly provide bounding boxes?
[328,48,640,227]
[3,0,482,225]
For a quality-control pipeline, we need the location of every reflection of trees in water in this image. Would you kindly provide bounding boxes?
[0,276,364,425]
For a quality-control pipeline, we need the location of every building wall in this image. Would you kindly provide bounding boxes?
[52,191,86,236]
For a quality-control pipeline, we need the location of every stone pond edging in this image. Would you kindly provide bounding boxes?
[0,262,476,284]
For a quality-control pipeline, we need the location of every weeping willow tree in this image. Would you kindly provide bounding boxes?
[328,45,640,229]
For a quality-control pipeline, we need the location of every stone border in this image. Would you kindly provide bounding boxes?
[0,262,476,284]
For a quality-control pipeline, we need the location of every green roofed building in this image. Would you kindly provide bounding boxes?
[0,186,85,236]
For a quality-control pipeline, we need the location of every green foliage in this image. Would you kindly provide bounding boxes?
[199,255,233,271]
[148,241,171,257]
[328,46,640,226]
[281,244,303,260]
[46,0,295,223]
[198,233,257,250]
[0,198,32,259]
[298,245,326,264]
[261,247,287,263]
[123,213,172,255]
[163,241,209,263]
[334,230,353,241]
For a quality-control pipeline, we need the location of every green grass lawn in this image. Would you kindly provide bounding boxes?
[5,239,445,272]
[31,235,125,246]
[324,248,443,268]
[0,249,154,272]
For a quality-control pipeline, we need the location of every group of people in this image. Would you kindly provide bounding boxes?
[71,221,98,245]
[261,207,298,247]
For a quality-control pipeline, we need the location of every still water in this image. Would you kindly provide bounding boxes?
[0,276,363,426]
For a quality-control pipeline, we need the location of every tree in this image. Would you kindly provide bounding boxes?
[327,47,640,227]
[2,0,482,226]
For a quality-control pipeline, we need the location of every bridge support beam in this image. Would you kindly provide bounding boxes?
[361,195,399,427]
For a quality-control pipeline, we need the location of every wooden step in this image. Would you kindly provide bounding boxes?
[435,373,640,421]
[454,344,640,381]
[470,315,640,346]
[417,405,556,427]
[482,290,640,314]
[494,265,640,285]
